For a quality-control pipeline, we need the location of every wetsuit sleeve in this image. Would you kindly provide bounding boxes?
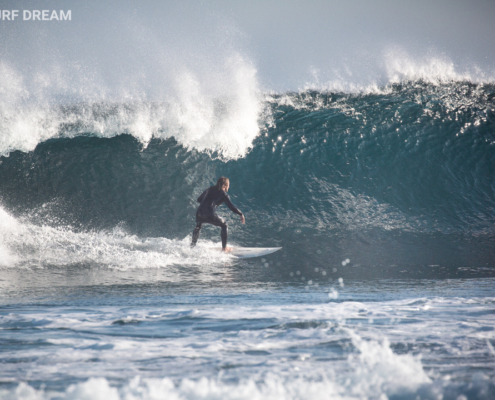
[223,192,243,216]
[197,189,208,203]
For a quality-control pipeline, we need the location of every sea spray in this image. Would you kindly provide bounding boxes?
[0,54,262,160]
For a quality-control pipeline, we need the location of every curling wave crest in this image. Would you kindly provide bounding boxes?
[0,56,262,160]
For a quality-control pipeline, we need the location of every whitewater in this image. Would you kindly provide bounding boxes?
[1,49,495,400]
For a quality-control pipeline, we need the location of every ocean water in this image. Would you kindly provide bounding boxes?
[1,61,495,399]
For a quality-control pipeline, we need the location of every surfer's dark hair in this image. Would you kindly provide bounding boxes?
[216,177,229,189]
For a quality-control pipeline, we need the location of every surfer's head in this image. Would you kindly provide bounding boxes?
[216,177,230,191]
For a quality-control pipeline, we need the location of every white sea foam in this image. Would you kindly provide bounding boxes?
[0,205,232,270]
[0,375,410,400]
[0,330,431,400]
[346,330,430,397]
[0,207,21,266]
[1,291,493,399]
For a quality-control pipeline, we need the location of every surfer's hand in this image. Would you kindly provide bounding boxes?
[240,214,245,224]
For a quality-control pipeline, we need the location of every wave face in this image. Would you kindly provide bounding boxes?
[1,80,494,277]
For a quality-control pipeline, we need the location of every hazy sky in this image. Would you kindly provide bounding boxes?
[1,0,494,93]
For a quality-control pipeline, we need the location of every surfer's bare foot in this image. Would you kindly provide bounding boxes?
[222,247,232,253]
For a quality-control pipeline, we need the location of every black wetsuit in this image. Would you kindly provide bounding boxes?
[191,186,243,249]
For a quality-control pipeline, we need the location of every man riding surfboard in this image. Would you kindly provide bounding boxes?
[191,177,245,252]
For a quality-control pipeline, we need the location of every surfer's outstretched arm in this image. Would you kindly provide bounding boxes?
[223,193,243,216]
[224,194,245,224]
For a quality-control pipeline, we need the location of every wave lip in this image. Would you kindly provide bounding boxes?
[3,49,495,158]
[301,48,495,95]
[0,54,263,160]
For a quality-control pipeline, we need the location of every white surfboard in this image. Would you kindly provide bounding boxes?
[212,247,282,259]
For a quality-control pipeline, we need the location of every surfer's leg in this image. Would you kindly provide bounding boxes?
[208,215,228,250]
[191,221,202,247]
[220,224,228,250]
[197,214,228,249]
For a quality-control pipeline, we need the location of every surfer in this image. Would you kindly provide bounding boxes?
[191,177,245,251]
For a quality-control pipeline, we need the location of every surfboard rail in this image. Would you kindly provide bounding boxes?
[211,247,282,259]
